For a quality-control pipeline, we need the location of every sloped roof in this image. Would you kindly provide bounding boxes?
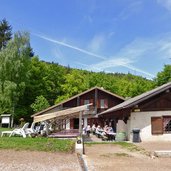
[31,86,124,117]
[99,82,171,116]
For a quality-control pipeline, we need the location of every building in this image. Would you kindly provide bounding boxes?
[32,87,124,129]
[98,82,171,141]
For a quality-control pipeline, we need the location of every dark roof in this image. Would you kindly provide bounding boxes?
[99,82,171,116]
[31,86,124,117]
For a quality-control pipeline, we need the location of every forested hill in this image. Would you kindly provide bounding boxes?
[16,56,154,121]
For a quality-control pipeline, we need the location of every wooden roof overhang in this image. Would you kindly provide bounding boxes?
[33,104,91,123]
[98,82,171,117]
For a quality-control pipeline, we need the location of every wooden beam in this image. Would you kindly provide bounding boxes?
[79,111,83,135]
[95,88,98,114]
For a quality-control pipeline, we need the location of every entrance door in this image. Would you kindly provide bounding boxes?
[73,118,79,129]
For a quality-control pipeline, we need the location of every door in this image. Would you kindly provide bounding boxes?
[73,118,79,129]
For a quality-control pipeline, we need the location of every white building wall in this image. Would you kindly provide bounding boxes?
[129,111,171,141]
[126,118,131,140]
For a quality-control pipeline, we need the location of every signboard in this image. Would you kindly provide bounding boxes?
[2,117,10,124]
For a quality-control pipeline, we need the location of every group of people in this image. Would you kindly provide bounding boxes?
[83,124,116,141]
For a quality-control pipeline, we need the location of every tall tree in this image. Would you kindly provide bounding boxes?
[31,95,50,113]
[0,18,12,50]
[155,64,171,86]
[0,32,31,125]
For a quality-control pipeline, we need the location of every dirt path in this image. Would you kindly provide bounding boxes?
[0,150,80,171]
[84,143,171,171]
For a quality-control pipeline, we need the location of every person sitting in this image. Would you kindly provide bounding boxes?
[86,125,91,137]
[103,125,109,133]
[106,126,116,141]
[82,126,87,135]
[95,125,104,138]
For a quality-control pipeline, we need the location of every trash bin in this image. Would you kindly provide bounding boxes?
[132,128,140,143]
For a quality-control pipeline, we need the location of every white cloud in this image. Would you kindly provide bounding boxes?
[32,33,106,60]
[52,47,64,59]
[32,32,156,78]
[87,57,155,78]
[157,0,171,11]
[87,33,171,79]
[118,1,143,20]
[88,34,105,52]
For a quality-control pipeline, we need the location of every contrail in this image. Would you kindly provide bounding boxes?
[32,33,106,60]
[32,32,155,78]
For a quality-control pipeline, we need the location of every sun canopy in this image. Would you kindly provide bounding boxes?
[33,104,91,123]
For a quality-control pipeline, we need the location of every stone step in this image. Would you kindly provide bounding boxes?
[154,151,171,157]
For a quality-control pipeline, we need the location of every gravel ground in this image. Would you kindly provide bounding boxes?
[0,150,81,171]
[136,141,171,153]
[84,143,171,171]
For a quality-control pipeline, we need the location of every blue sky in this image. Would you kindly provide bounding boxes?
[1,0,171,79]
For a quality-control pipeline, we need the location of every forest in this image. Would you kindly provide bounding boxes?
[0,19,171,123]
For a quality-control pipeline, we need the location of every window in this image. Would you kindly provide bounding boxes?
[163,116,171,133]
[100,99,108,108]
[151,116,171,135]
[84,100,90,105]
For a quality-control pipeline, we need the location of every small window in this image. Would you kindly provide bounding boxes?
[163,116,171,133]
[100,99,108,108]
[84,100,90,105]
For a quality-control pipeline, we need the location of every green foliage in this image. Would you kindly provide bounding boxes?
[0,18,12,49]
[31,95,50,113]
[0,137,75,152]
[55,69,89,103]
[0,32,31,115]
[155,64,171,86]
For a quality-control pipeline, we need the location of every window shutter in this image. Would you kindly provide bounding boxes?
[90,99,94,105]
[151,117,163,135]
[97,100,100,108]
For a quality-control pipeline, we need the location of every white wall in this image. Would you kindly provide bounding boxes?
[128,111,171,141]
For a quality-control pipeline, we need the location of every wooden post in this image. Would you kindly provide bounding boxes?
[77,96,80,106]
[79,111,82,135]
[95,88,98,114]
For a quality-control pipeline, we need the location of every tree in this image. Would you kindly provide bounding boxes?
[155,64,171,86]
[31,95,50,113]
[0,18,12,50]
[0,32,31,125]
[55,70,89,103]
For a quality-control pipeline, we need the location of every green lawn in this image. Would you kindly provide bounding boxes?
[0,127,13,131]
[0,137,75,153]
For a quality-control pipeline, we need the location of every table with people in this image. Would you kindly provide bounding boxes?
[83,124,116,141]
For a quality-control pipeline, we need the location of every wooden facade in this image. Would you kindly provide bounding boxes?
[32,87,124,129]
[137,89,171,112]
[62,88,124,128]
[99,88,171,121]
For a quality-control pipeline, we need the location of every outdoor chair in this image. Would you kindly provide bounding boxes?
[9,122,30,138]
[26,122,37,134]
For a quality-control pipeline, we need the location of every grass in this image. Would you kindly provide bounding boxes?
[85,141,148,154]
[0,127,12,132]
[0,137,75,153]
